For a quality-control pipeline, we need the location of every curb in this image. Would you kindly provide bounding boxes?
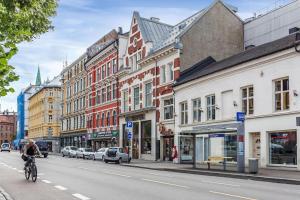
[0,187,13,200]
[122,164,300,185]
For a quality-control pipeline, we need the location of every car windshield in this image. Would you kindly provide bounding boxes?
[2,144,9,148]
[85,148,93,152]
[70,147,78,150]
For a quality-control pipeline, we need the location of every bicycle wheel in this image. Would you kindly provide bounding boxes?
[25,167,30,180]
[31,164,37,182]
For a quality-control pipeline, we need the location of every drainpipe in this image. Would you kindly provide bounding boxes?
[154,57,158,161]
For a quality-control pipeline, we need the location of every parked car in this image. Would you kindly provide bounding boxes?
[93,148,108,161]
[104,147,131,164]
[1,143,11,152]
[35,140,49,158]
[61,146,78,157]
[76,148,94,159]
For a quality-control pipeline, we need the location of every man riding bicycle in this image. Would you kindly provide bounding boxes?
[22,139,42,170]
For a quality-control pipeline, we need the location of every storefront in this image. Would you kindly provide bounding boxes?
[60,133,88,149]
[91,130,119,151]
[159,123,174,161]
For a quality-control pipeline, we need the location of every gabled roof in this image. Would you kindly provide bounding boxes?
[174,33,300,87]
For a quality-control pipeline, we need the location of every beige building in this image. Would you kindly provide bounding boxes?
[28,76,61,152]
[60,53,88,148]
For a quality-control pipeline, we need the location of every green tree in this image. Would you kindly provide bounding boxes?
[0,0,58,96]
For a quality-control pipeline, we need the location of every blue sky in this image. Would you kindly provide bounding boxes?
[0,0,293,111]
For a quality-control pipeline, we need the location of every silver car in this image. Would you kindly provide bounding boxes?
[76,148,94,159]
[61,146,78,157]
[93,148,108,161]
[1,143,10,152]
[104,147,131,164]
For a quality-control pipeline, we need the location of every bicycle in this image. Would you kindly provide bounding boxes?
[24,156,38,182]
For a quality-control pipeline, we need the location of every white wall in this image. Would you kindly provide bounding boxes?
[244,0,300,47]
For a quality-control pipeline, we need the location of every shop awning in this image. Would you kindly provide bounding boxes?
[180,128,237,135]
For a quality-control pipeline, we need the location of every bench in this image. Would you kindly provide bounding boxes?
[204,156,234,170]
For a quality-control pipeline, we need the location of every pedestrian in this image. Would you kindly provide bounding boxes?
[172,145,178,163]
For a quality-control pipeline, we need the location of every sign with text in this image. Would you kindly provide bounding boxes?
[236,112,245,122]
[126,121,133,128]
[209,134,225,138]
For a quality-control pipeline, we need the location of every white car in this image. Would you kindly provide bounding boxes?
[1,143,10,152]
[76,148,94,159]
[61,146,78,157]
[93,148,108,161]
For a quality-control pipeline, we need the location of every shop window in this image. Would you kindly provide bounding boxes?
[141,121,151,154]
[242,86,254,115]
[274,78,289,111]
[133,86,139,110]
[192,98,201,122]
[163,98,173,120]
[180,137,193,162]
[180,101,188,124]
[123,89,129,112]
[269,131,297,165]
[206,95,215,120]
[145,82,152,107]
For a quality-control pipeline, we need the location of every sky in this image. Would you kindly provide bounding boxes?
[0,0,293,112]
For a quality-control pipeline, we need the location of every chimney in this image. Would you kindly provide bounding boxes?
[289,27,300,35]
[150,17,160,22]
[118,27,123,34]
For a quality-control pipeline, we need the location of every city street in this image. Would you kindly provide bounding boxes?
[0,152,299,200]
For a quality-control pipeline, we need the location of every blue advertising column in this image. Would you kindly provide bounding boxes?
[236,112,245,173]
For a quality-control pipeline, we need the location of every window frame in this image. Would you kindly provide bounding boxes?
[274,77,289,111]
[206,94,216,121]
[192,98,201,123]
[241,86,254,115]
[180,101,188,125]
[163,98,174,120]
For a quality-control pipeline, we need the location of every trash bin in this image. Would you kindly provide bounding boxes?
[248,158,259,174]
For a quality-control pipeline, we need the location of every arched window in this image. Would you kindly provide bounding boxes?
[101,113,105,127]
[113,110,117,126]
[107,111,110,127]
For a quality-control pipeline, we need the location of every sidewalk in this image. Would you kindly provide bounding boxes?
[0,187,13,200]
[122,160,300,185]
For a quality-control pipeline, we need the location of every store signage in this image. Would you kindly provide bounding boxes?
[126,121,133,128]
[236,112,245,122]
[209,134,225,138]
[112,130,119,137]
[92,131,113,138]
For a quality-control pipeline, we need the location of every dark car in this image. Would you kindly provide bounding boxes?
[35,141,49,158]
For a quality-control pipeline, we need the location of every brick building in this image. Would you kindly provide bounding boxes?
[0,111,17,146]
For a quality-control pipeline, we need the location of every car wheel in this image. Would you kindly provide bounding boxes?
[118,158,122,164]
[83,155,85,159]
[93,155,95,161]
[104,159,108,163]
[68,153,71,158]
[102,155,104,161]
[44,154,48,158]
[62,153,65,157]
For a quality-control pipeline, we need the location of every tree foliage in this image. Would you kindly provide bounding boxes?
[0,0,58,96]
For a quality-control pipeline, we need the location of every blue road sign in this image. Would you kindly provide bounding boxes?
[126,121,133,128]
[236,112,245,122]
[127,132,132,140]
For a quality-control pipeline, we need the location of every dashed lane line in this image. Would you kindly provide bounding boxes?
[209,191,257,200]
[148,172,174,178]
[141,178,189,189]
[54,185,67,191]
[202,180,240,187]
[104,171,131,178]
[72,193,90,200]
[42,180,52,184]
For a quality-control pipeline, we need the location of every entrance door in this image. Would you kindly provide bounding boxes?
[163,137,174,161]
[132,122,139,159]
[251,132,261,158]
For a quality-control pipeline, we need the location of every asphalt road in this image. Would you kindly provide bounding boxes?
[0,151,300,200]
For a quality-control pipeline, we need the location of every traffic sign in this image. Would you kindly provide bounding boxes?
[126,121,133,128]
[236,112,245,122]
[127,132,132,140]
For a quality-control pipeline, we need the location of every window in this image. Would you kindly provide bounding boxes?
[274,78,289,111]
[112,84,117,99]
[80,79,83,91]
[83,96,86,107]
[49,103,53,110]
[206,95,216,120]
[101,88,106,103]
[113,110,117,126]
[145,82,152,107]
[88,73,92,86]
[107,62,111,77]
[141,121,151,154]
[101,65,105,79]
[269,131,297,165]
[96,90,101,105]
[164,98,173,120]
[160,65,166,83]
[180,102,188,125]
[133,86,140,110]
[48,115,53,123]
[97,68,101,81]
[168,63,173,81]
[96,114,100,128]
[137,51,142,62]
[242,86,254,115]
[107,86,111,101]
[192,98,201,122]
[89,94,93,107]
[123,90,129,112]
[101,113,105,127]
[113,59,117,74]
[107,112,110,126]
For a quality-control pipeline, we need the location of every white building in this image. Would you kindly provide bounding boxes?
[173,33,300,171]
[244,0,300,48]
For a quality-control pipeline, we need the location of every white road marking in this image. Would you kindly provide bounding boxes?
[37,173,45,176]
[37,177,40,179]
[72,193,90,200]
[12,167,17,170]
[18,170,23,173]
[209,191,257,200]
[104,171,131,178]
[77,167,89,170]
[141,178,189,188]
[42,180,52,184]
[54,185,67,191]
[148,172,174,178]
[202,180,240,187]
